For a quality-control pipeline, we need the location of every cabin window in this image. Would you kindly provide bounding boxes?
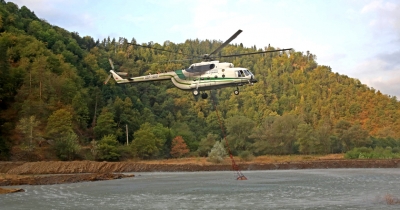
[209,64,215,69]
[237,70,245,77]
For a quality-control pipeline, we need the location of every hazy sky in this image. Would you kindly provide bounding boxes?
[8,0,400,98]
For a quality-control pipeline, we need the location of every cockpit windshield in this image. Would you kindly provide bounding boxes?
[237,69,254,77]
[246,69,254,76]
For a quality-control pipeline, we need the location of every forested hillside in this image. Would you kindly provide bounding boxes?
[1,1,399,161]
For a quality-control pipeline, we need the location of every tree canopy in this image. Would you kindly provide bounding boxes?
[1,2,400,161]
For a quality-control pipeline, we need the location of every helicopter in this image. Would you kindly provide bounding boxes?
[105,29,292,99]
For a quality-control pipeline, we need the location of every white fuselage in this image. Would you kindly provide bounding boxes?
[110,61,256,91]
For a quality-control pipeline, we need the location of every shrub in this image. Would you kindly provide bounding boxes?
[239,150,254,161]
[97,135,120,161]
[345,146,400,159]
[53,132,81,161]
[118,145,133,160]
[207,141,227,164]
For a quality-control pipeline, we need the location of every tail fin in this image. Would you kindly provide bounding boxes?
[110,70,124,82]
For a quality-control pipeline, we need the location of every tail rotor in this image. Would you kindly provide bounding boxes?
[104,58,128,84]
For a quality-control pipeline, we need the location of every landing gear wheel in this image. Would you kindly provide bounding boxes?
[193,89,199,96]
[234,90,239,95]
[201,92,208,99]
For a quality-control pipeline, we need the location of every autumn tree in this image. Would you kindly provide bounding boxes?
[170,136,189,158]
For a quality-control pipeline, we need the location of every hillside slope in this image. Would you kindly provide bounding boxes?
[0,1,399,161]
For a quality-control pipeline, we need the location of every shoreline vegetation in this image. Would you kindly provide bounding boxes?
[2,154,400,195]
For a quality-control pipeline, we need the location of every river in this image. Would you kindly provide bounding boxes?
[1,169,400,209]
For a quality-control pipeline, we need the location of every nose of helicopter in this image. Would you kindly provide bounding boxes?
[250,76,257,83]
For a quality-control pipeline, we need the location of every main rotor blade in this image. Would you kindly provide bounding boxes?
[128,43,192,57]
[104,74,112,84]
[218,48,293,58]
[209,29,243,56]
[108,58,115,70]
[160,58,196,63]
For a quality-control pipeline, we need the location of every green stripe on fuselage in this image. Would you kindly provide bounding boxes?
[175,70,186,79]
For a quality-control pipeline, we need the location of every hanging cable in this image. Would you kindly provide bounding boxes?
[210,92,247,180]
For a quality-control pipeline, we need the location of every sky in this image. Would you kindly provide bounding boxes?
[8,0,400,98]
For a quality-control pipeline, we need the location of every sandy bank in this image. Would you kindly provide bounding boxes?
[2,159,400,175]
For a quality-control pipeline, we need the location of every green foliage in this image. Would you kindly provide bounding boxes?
[207,141,227,164]
[345,147,400,159]
[72,89,90,128]
[296,123,315,154]
[16,115,41,150]
[0,135,10,160]
[45,109,73,139]
[53,131,81,161]
[94,107,117,140]
[97,134,120,161]
[118,144,133,161]
[131,122,164,159]
[251,115,301,155]
[197,133,218,157]
[225,115,255,154]
[171,122,197,151]
[239,150,255,162]
[1,2,400,160]
[335,121,370,152]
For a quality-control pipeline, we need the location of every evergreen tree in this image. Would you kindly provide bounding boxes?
[94,107,117,140]
[16,115,41,150]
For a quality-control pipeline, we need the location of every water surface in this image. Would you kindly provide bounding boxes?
[2,169,400,209]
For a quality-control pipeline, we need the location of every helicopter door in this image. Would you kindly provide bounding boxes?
[236,70,246,84]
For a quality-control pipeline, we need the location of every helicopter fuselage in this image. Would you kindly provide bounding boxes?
[110,61,257,98]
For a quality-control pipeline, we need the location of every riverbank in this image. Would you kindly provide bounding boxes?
[2,154,400,194]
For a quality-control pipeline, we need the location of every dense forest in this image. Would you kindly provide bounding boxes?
[1,1,400,161]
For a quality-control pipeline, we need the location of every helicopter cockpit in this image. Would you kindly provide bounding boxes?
[236,69,254,77]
